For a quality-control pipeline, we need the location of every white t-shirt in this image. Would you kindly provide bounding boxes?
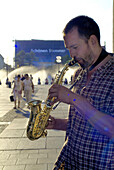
[23,79,32,91]
[14,80,22,91]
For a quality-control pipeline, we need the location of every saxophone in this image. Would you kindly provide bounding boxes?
[27,59,76,140]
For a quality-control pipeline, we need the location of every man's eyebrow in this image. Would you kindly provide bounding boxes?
[66,43,78,49]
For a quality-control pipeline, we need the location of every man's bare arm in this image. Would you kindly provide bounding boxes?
[46,116,67,131]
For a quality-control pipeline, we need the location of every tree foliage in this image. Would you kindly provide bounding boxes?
[61,54,71,64]
[14,50,37,67]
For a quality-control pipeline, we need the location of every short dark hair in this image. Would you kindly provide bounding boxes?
[63,15,100,44]
[25,74,28,77]
[17,74,20,78]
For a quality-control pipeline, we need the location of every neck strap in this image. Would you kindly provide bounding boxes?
[89,49,108,71]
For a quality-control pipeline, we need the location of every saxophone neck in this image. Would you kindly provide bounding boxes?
[55,59,76,84]
[68,58,77,66]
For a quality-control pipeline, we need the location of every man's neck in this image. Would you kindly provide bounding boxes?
[86,51,111,86]
[88,48,108,72]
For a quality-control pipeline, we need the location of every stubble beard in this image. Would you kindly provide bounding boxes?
[74,57,90,70]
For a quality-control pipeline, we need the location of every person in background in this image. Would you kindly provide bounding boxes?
[21,74,25,97]
[64,78,68,85]
[22,74,34,104]
[47,15,114,169]
[38,77,41,85]
[70,75,73,84]
[12,74,23,109]
[30,74,33,81]
[45,78,49,85]
[6,77,9,85]
[51,78,54,84]
[21,74,25,81]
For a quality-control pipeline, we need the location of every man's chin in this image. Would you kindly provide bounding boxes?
[73,57,89,69]
[78,62,89,70]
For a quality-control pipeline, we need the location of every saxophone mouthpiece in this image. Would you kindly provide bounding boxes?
[68,58,77,66]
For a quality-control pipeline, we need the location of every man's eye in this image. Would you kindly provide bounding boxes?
[73,46,77,49]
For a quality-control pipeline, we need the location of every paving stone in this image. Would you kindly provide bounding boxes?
[2,165,25,170]
[0,139,21,150]
[16,158,37,165]
[28,153,47,159]
[20,149,39,154]
[0,159,17,166]
[39,149,56,154]
[17,138,46,150]
[0,129,25,138]
[46,137,65,149]
[0,152,10,160]
[25,164,47,170]
[1,150,21,155]
[23,129,28,138]
[0,111,9,118]
[6,118,28,130]
[0,166,3,170]
[9,153,29,159]
[0,122,11,125]
[38,157,56,164]
[47,129,65,137]
[48,153,58,159]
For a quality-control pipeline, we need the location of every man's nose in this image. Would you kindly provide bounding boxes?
[69,49,76,58]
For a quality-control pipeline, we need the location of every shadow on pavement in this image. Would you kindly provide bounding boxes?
[15,108,30,118]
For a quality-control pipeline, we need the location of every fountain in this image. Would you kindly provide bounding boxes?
[0,64,78,86]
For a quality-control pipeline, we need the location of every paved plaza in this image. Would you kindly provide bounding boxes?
[0,84,69,170]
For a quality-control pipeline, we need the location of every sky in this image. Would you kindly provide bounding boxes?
[0,0,113,67]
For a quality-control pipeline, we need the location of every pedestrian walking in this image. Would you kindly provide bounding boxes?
[12,74,23,109]
[22,74,34,104]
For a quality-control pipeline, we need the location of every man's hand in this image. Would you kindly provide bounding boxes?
[46,116,56,129]
[46,115,67,131]
[48,84,75,105]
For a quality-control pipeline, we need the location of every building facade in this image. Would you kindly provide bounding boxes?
[0,54,4,69]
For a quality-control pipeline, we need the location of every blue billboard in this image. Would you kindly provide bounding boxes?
[15,39,70,67]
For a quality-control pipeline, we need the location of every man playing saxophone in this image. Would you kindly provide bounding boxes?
[47,15,114,170]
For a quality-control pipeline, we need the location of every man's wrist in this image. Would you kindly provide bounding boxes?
[55,118,67,131]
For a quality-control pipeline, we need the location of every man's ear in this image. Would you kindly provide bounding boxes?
[89,35,98,46]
